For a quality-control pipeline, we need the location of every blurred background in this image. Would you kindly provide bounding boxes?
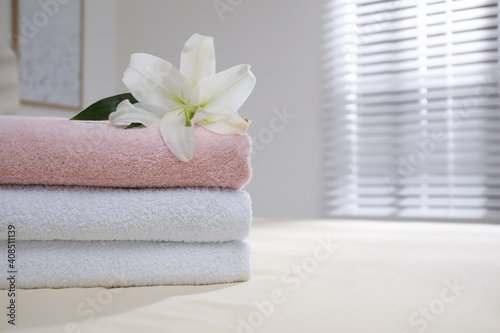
[1,0,499,222]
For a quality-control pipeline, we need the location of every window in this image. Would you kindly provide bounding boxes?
[323,0,500,221]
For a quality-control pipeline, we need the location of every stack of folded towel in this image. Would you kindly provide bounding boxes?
[0,116,253,288]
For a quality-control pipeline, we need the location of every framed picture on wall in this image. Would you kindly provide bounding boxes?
[11,0,84,110]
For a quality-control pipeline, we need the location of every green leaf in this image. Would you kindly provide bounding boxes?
[70,93,138,121]
[126,122,144,129]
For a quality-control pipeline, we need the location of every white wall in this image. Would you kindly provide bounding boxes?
[1,0,324,219]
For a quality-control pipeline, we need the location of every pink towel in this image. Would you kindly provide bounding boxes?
[0,116,251,189]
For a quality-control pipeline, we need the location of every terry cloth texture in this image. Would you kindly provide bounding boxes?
[0,116,252,189]
[0,185,252,242]
[0,240,252,288]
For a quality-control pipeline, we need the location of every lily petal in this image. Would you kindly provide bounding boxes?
[196,110,249,135]
[191,64,256,115]
[180,34,216,87]
[123,53,191,109]
[109,100,163,127]
[160,110,196,162]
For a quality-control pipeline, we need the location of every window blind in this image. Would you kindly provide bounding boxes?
[323,0,500,220]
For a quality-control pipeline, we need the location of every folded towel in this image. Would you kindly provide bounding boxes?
[0,185,252,242]
[0,240,251,288]
[0,116,252,189]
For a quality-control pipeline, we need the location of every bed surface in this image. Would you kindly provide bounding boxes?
[1,219,499,332]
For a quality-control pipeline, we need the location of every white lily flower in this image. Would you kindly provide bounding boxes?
[109,33,256,162]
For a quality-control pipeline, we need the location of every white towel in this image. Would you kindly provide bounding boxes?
[0,186,252,242]
[0,240,251,288]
